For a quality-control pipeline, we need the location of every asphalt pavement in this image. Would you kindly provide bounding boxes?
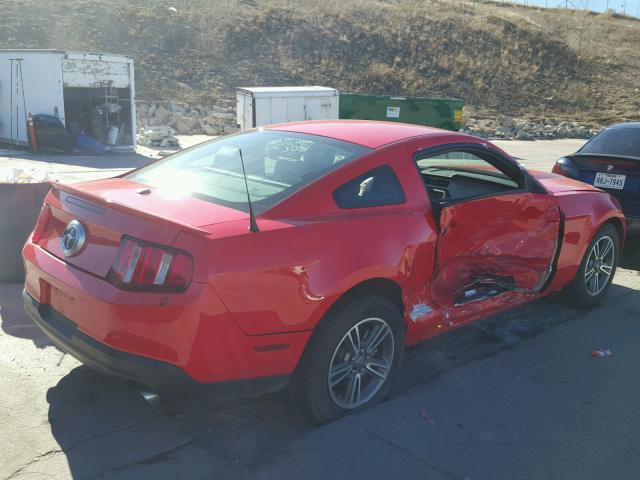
[2,138,640,480]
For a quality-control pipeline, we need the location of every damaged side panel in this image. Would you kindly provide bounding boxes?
[409,302,433,322]
[430,192,561,324]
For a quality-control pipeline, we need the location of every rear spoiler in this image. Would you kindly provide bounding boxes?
[51,182,210,236]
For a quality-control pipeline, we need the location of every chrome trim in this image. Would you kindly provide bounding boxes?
[123,245,142,283]
[153,253,173,285]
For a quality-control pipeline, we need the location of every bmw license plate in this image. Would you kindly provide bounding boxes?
[594,172,626,190]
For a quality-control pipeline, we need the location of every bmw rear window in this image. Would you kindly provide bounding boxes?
[579,127,640,160]
[127,131,371,213]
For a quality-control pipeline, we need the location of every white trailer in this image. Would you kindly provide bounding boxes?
[236,86,339,130]
[0,49,136,149]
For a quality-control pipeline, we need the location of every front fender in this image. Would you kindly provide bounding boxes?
[547,191,626,292]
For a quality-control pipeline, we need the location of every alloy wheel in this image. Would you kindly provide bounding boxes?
[584,235,615,296]
[327,317,394,409]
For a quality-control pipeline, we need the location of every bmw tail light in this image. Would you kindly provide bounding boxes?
[552,157,572,176]
[32,204,52,244]
[108,236,193,291]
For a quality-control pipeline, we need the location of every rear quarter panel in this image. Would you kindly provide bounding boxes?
[173,143,439,337]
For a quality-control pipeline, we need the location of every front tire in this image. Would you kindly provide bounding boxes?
[291,295,404,424]
[564,223,619,308]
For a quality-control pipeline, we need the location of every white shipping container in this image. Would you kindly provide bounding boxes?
[0,49,136,149]
[236,86,339,130]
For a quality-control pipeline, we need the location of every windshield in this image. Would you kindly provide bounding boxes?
[127,131,371,213]
[578,127,640,159]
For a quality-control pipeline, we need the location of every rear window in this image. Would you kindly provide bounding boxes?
[579,127,640,159]
[127,131,371,213]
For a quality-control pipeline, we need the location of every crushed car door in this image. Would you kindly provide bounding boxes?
[418,147,562,313]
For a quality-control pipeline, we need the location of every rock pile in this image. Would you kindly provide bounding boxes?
[137,125,180,148]
[136,101,237,136]
[461,116,602,140]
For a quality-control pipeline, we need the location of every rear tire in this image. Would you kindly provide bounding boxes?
[291,295,404,424]
[564,223,619,308]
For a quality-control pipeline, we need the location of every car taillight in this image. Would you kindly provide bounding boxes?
[108,236,193,292]
[32,204,51,244]
[552,157,572,176]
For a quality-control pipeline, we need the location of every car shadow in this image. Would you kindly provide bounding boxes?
[620,231,640,271]
[46,367,310,479]
[42,281,639,479]
[0,282,52,347]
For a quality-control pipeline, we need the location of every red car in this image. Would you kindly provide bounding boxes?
[23,121,625,423]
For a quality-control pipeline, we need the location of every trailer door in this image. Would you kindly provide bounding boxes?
[304,97,322,120]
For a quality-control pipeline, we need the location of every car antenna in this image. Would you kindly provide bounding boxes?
[238,148,259,232]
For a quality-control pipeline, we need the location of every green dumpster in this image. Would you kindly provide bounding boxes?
[339,93,464,131]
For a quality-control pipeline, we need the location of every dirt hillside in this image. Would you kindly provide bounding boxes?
[2,0,639,123]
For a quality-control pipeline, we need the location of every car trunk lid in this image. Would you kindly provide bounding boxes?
[569,154,640,172]
[570,154,640,182]
[568,154,640,217]
[36,179,247,278]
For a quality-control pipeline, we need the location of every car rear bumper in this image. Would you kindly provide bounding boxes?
[22,240,311,390]
[23,289,290,397]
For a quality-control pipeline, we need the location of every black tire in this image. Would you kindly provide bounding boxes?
[564,223,620,308]
[291,295,405,424]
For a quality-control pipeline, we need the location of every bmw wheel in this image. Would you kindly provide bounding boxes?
[565,224,620,308]
[292,295,404,424]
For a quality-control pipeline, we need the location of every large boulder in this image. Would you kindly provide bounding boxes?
[153,106,171,124]
[167,102,187,114]
[176,116,200,133]
[500,115,518,128]
[515,129,534,140]
[202,124,221,135]
[207,110,235,120]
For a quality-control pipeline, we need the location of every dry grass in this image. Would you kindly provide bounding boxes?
[1,0,639,122]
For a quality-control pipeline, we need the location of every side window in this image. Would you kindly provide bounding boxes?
[333,165,406,209]
[416,150,521,203]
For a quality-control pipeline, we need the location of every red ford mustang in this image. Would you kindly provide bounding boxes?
[23,121,625,423]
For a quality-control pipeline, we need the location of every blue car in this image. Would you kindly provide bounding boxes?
[553,122,640,230]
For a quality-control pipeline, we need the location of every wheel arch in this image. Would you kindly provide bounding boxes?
[602,216,625,248]
[583,215,626,258]
[322,278,404,322]
[575,214,625,277]
[290,276,406,423]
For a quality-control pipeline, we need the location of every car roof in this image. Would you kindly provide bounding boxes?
[608,122,640,130]
[264,120,449,149]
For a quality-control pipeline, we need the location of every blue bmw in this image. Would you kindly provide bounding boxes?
[553,122,640,230]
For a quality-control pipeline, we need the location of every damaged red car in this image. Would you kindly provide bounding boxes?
[23,121,625,423]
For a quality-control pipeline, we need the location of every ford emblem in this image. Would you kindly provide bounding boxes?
[60,220,87,257]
